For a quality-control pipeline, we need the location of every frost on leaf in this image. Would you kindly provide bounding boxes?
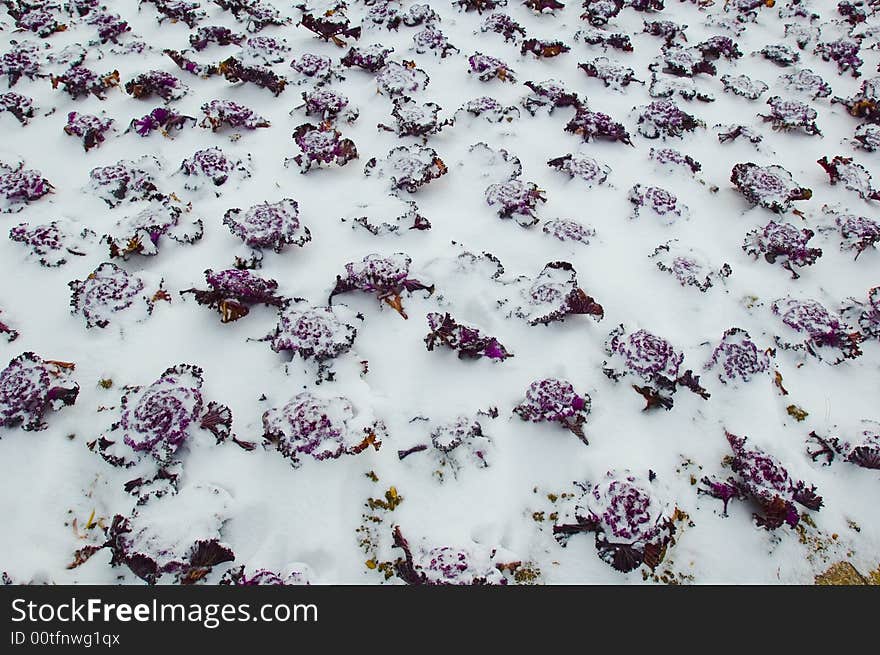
[542,219,596,245]
[376,61,429,96]
[650,241,731,291]
[104,202,203,259]
[553,470,676,573]
[181,269,285,323]
[329,253,433,319]
[468,53,516,83]
[705,328,770,384]
[742,221,822,279]
[364,145,447,194]
[700,431,822,530]
[565,107,633,145]
[513,378,591,442]
[424,312,511,361]
[69,262,162,329]
[0,353,79,432]
[840,287,880,341]
[262,392,383,466]
[547,153,610,188]
[771,297,862,364]
[604,325,709,410]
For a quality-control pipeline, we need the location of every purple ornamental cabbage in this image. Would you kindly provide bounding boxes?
[481,13,526,42]
[721,74,768,100]
[329,253,433,319]
[648,73,715,103]
[265,300,357,364]
[290,122,358,173]
[656,46,716,77]
[809,425,880,470]
[700,431,822,530]
[9,221,93,267]
[853,124,880,152]
[129,107,196,137]
[392,527,508,586]
[217,57,287,96]
[629,185,689,224]
[104,203,203,259]
[604,325,709,410]
[575,28,633,52]
[644,20,687,46]
[779,69,832,99]
[398,416,492,478]
[181,269,285,323]
[164,49,219,78]
[376,60,429,96]
[224,199,310,258]
[340,45,394,72]
[542,219,596,244]
[485,178,546,227]
[0,166,53,213]
[289,53,334,85]
[200,100,269,131]
[547,153,610,187]
[0,41,43,87]
[298,12,361,45]
[141,0,206,28]
[221,565,311,585]
[413,27,459,58]
[580,58,642,91]
[69,262,163,329]
[364,145,448,194]
[521,80,581,116]
[759,44,800,67]
[454,0,509,13]
[0,92,35,125]
[514,261,604,326]
[649,148,701,175]
[239,35,290,65]
[730,163,812,213]
[521,39,570,59]
[705,328,770,384]
[581,0,624,26]
[124,71,188,102]
[513,378,591,442]
[179,147,252,190]
[468,53,516,82]
[817,156,880,201]
[814,38,863,78]
[189,25,246,51]
[88,159,163,207]
[553,470,676,573]
[565,107,633,145]
[379,98,452,138]
[424,313,512,361]
[742,221,822,279]
[636,100,704,139]
[262,392,382,466]
[831,77,880,123]
[300,89,358,123]
[64,112,114,151]
[759,97,821,135]
[88,12,131,43]
[458,96,520,123]
[650,241,731,291]
[835,213,880,259]
[51,66,119,99]
[0,353,79,432]
[840,287,880,341]
[771,297,862,363]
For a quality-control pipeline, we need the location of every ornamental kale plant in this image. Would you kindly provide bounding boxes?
[88,158,163,207]
[580,58,642,91]
[853,124,880,152]
[743,221,822,279]
[262,392,383,466]
[553,470,676,573]
[649,148,702,175]
[840,286,880,341]
[9,220,94,267]
[771,297,863,363]
[468,53,516,82]
[521,39,570,59]
[340,45,394,72]
[239,35,290,65]
[521,80,581,116]
[604,325,709,410]
[87,12,131,44]
[12,8,67,37]
[329,253,433,319]
[565,107,633,145]
[377,60,429,96]
[298,12,361,46]
[513,261,604,326]
[832,77,880,122]
[458,96,520,122]
[779,69,832,99]
[809,418,880,470]
[650,241,731,291]
[124,71,188,103]
[547,153,610,187]
[834,213,880,259]
[0,352,79,432]
[379,98,451,138]
[397,415,493,479]
[454,0,509,13]
[648,73,714,103]
[413,27,459,58]
[636,100,704,139]
[697,36,742,61]
[700,431,822,530]
[542,219,596,244]
[221,565,312,585]
[574,28,633,52]
[141,0,206,28]
[814,38,863,77]
[524,0,565,12]
[69,262,164,329]
[63,112,114,151]
[705,328,770,384]
[655,46,716,77]
[129,107,196,137]
[189,25,245,51]
[289,53,335,85]
[721,74,768,100]
[485,178,545,227]
[629,185,690,224]
[223,199,311,261]
[181,269,285,323]
[513,378,591,442]
[164,49,219,78]
[264,300,357,368]
[216,57,287,96]
[817,156,880,201]
[581,0,624,26]
[0,41,42,87]
[289,122,358,173]
[391,526,508,585]
[424,312,511,361]
[51,66,119,100]
[644,20,687,46]
[730,163,812,213]
[364,145,448,194]
[299,89,358,123]
[179,147,252,191]
[759,97,821,135]
[0,92,35,125]
[200,100,270,131]
[759,44,800,67]
[105,203,204,259]
[0,165,52,213]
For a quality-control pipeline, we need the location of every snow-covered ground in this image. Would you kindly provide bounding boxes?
[1,0,879,585]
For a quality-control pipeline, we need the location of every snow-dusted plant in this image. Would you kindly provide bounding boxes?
[69,262,164,328]
[629,185,689,224]
[328,253,433,319]
[105,202,203,259]
[742,221,822,279]
[181,269,285,323]
[391,526,510,585]
[0,352,79,432]
[264,299,357,366]
[771,297,863,363]
[364,145,448,194]
[424,312,511,361]
[650,241,731,291]
[289,122,358,173]
[179,147,252,191]
[512,261,604,326]
[730,163,812,213]
[514,378,591,442]
[817,156,880,201]
[705,328,770,384]
[9,220,94,267]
